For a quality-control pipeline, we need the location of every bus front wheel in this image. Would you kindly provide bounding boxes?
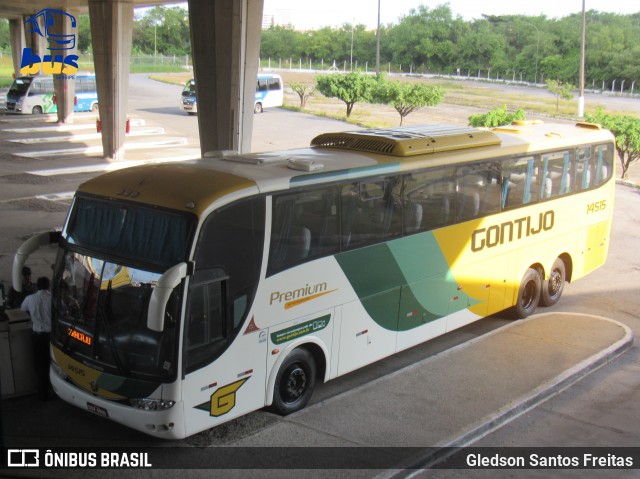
[272,348,316,415]
[254,102,263,114]
[32,106,43,115]
[540,258,566,307]
[514,267,542,318]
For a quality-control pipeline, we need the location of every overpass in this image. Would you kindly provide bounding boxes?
[0,0,264,159]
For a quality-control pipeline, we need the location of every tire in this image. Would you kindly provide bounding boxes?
[272,348,316,415]
[91,103,99,113]
[254,102,263,114]
[32,106,43,115]
[513,267,542,319]
[540,258,566,307]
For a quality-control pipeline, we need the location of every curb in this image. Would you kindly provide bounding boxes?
[380,314,634,477]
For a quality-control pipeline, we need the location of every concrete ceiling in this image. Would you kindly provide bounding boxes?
[0,1,167,20]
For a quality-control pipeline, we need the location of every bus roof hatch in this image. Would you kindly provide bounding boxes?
[310,125,501,157]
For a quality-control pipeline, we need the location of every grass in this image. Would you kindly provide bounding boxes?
[0,56,15,87]
[150,72,193,85]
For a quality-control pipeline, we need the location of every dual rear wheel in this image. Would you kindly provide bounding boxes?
[514,257,566,319]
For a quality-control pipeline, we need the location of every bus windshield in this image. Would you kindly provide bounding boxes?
[51,252,181,381]
[50,197,195,381]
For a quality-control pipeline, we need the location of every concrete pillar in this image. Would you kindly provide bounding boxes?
[88,0,133,160]
[9,19,26,76]
[48,10,78,124]
[188,0,263,156]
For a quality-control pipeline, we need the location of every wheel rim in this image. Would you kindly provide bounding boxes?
[548,270,563,296]
[522,280,537,310]
[281,364,307,404]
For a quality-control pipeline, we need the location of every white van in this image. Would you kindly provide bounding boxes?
[179,74,283,115]
[5,75,98,115]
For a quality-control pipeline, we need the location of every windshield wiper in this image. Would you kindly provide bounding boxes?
[97,280,129,376]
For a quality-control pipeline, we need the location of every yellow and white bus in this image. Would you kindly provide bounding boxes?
[14,121,615,439]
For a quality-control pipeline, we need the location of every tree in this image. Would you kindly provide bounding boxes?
[315,72,377,118]
[372,79,444,125]
[546,79,574,114]
[132,6,190,56]
[290,82,315,109]
[0,19,10,51]
[586,110,640,180]
[468,105,526,127]
[76,15,91,54]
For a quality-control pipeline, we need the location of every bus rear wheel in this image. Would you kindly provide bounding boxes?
[254,102,263,114]
[513,267,542,318]
[540,258,566,307]
[272,348,316,415]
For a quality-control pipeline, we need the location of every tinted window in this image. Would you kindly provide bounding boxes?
[502,156,539,209]
[404,168,456,233]
[187,197,265,372]
[269,187,339,275]
[541,150,573,199]
[341,177,402,249]
[194,197,265,319]
[456,162,501,221]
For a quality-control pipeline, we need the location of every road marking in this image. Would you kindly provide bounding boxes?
[28,151,201,176]
[1,118,145,133]
[15,137,189,158]
[6,127,165,144]
[0,191,75,204]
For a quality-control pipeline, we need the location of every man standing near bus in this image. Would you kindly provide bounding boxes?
[21,277,52,401]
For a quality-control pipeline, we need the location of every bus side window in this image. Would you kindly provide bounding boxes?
[456,162,501,221]
[541,151,573,199]
[29,80,41,95]
[341,177,401,249]
[403,168,455,233]
[268,78,281,91]
[502,156,539,209]
[575,146,593,191]
[268,187,340,275]
[594,143,613,186]
[184,271,227,374]
[189,197,265,372]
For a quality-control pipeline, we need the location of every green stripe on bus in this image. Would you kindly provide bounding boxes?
[336,231,480,332]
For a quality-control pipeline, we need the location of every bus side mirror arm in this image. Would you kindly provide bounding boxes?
[13,231,60,292]
[148,262,192,333]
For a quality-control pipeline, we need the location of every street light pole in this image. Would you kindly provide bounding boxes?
[578,0,586,117]
[530,23,540,84]
[375,0,381,75]
[350,20,354,72]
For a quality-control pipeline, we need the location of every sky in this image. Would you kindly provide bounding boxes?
[262,0,640,30]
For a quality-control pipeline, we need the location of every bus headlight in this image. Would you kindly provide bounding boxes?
[51,361,67,380]
[130,398,176,411]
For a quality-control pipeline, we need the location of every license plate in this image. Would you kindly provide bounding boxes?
[87,402,109,418]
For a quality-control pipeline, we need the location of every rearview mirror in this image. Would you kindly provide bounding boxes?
[147,262,190,332]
